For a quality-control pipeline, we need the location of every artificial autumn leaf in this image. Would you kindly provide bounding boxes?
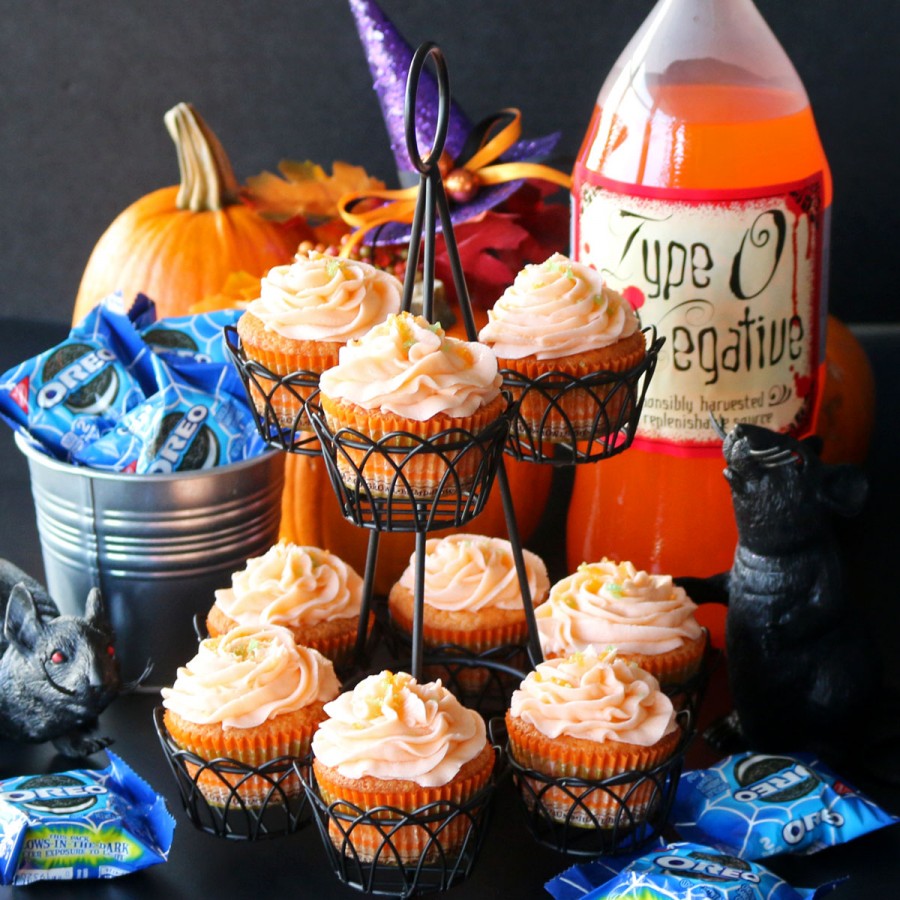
[244,160,385,222]
[501,183,570,264]
[190,270,262,314]
[433,189,568,309]
[433,211,529,309]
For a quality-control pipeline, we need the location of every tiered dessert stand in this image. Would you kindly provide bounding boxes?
[159,41,691,897]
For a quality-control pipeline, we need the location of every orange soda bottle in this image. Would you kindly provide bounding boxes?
[568,0,832,578]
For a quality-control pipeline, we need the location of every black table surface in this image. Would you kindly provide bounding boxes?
[0,317,898,899]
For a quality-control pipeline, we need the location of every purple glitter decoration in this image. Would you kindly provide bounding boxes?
[348,0,563,244]
[348,0,471,177]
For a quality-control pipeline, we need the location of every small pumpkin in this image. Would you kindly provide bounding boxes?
[72,103,304,323]
[816,315,876,465]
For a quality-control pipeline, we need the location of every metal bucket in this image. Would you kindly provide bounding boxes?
[15,433,285,687]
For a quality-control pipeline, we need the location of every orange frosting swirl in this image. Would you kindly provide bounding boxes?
[510,650,676,745]
[318,311,502,420]
[161,625,340,729]
[246,250,402,341]
[213,541,363,629]
[311,671,486,787]
[478,252,639,360]
[536,559,702,657]
[397,534,549,612]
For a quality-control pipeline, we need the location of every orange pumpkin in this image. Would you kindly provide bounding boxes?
[72,103,303,324]
[279,308,554,595]
[816,315,876,465]
[280,453,553,597]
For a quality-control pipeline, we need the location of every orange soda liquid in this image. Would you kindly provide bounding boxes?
[568,83,832,579]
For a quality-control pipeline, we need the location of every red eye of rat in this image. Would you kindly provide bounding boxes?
[50,650,66,664]
[107,644,115,657]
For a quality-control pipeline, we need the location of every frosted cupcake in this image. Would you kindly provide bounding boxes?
[237,250,402,427]
[311,670,495,863]
[505,650,679,826]
[478,253,644,440]
[388,534,549,679]
[161,624,340,806]
[207,541,366,668]
[318,312,506,497]
[535,559,707,691]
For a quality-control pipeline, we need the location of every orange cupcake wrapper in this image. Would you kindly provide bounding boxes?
[166,713,319,806]
[500,339,646,440]
[387,606,530,692]
[389,602,530,654]
[239,322,341,431]
[621,632,708,689]
[313,761,494,863]
[505,714,680,827]
[166,716,317,763]
[303,628,360,670]
[321,394,507,497]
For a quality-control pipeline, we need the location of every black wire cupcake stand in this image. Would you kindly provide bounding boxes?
[194,39,691,897]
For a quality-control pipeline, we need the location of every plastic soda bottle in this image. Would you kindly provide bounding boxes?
[568,0,832,577]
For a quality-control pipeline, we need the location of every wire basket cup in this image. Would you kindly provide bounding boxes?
[224,325,323,454]
[503,328,664,464]
[299,752,500,897]
[309,401,514,533]
[496,711,691,857]
[153,706,311,840]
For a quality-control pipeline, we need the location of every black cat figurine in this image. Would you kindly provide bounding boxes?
[0,559,123,757]
[680,421,880,759]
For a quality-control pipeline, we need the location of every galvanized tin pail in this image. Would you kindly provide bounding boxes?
[15,433,285,687]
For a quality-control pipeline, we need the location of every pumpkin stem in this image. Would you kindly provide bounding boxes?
[164,102,240,212]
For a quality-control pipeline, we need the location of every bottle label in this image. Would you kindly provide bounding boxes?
[573,171,827,456]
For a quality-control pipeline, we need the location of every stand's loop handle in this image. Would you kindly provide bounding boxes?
[404,42,450,175]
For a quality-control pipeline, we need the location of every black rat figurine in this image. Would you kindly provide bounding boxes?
[680,421,880,759]
[0,559,124,757]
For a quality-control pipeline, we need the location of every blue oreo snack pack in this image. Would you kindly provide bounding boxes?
[545,842,841,900]
[73,356,265,473]
[0,295,155,461]
[671,752,898,860]
[0,295,266,472]
[135,305,242,365]
[0,752,175,885]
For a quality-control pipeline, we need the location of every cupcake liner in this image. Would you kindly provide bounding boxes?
[505,713,680,828]
[388,593,531,654]
[299,622,364,671]
[618,631,708,693]
[312,744,494,864]
[164,707,323,808]
[499,330,646,442]
[320,393,507,498]
[388,591,533,693]
[237,312,341,430]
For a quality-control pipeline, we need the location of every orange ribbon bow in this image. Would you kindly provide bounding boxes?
[336,108,571,256]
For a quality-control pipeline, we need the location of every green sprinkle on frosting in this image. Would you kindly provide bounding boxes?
[546,259,576,281]
[326,258,343,278]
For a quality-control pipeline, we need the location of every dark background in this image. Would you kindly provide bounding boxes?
[1,0,898,326]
